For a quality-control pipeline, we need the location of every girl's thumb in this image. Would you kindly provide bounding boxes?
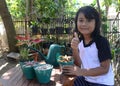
[74,32,78,38]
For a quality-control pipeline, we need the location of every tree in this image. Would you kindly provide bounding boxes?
[102,0,112,17]
[96,0,101,15]
[6,0,26,20]
[0,0,17,52]
[113,0,120,11]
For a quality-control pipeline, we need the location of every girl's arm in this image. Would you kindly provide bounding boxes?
[77,59,110,76]
[71,32,81,67]
[72,49,81,67]
[63,59,110,76]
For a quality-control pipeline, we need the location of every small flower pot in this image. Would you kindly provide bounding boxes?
[34,64,53,84]
[57,55,74,73]
[19,61,38,80]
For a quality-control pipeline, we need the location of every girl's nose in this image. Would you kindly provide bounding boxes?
[82,21,89,25]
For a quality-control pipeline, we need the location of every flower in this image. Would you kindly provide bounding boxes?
[16,33,44,61]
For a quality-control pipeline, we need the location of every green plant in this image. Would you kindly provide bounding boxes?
[20,48,29,60]
[16,34,44,61]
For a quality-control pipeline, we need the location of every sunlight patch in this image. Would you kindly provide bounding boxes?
[0,62,8,70]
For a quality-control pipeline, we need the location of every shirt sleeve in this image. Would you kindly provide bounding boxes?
[95,36,112,62]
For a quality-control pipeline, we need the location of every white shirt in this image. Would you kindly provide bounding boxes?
[78,40,114,85]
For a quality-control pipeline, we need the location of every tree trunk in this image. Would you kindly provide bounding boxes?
[97,0,101,16]
[96,0,104,35]
[0,0,18,52]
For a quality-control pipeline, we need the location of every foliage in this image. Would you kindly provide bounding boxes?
[113,0,120,11]
[102,0,112,7]
[64,0,78,17]
[101,11,108,34]
[90,4,108,35]
[19,47,29,60]
[6,0,120,20]
[6,0,80,20]
[16,34,44,60]
[33,0,59,18]
[33,0,76,19]
[6,0,26,19]
[30,21,39,28]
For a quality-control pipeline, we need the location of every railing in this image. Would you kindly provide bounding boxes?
[13,20,29,35]
[105,12,120,45]
[108,12,120,86]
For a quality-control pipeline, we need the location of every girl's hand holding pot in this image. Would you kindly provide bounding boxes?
[62,65,82,76]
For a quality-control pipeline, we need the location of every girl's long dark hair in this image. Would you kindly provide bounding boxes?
[74,6,101,39]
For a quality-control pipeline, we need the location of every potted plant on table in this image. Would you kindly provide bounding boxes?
[16,33,44,79]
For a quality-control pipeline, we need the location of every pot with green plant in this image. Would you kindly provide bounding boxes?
[19,48,36,79]
[16,33,44,79]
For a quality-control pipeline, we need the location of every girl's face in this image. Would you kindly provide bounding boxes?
[77,13,95,37]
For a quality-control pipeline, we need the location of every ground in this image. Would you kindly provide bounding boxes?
[0,52,18,77]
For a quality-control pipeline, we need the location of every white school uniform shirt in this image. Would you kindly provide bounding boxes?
[78,40,114,85]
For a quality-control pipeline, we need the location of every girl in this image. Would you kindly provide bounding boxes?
[63,6,114,86]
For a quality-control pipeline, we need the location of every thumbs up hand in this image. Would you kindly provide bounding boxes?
[74,32,79,38]
[71,32,80,50]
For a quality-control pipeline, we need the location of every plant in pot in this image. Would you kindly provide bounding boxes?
[57,55,74,73]
[30,21,39,35]
[34,64,53,84]
[16,33,44,79]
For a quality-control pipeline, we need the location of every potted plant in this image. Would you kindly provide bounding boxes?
[16,33,44,79]
[56,27,65,34]
[41,28,48,35]
[65,27,72,34]
[30,21,39,35]
[49,28,55,34]
[57,55,74,73]
[34,64,53,84]
[16,34,44,59]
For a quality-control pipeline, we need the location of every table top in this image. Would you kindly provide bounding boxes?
[0,64,63,86]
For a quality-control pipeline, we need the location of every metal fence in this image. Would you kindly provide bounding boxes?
[104,12,120,46]
[13,17,75,44]
[13,17,120,45]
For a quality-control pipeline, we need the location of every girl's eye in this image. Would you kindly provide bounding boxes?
[87,19,92,22]
[79,19,83,22]
[88,19,95,22]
